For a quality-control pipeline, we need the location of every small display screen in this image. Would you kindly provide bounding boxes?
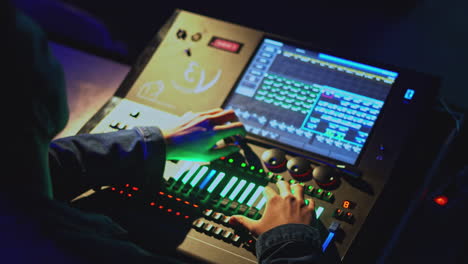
[223,38,398,164]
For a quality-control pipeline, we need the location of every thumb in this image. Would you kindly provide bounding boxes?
[229,215,257,233]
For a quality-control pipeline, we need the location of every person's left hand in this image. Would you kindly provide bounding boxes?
[163,108,246,162]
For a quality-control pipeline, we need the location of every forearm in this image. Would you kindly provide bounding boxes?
[49,127,166,201]
[256,224,322,264]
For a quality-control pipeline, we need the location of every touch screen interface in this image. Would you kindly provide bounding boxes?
[223,38,398,164]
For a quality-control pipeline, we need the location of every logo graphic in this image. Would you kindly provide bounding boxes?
[171,61,222,94]
[137,80,175,108]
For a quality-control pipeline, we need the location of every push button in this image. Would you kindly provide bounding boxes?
[203,223,214,233]
[247,208,258,218]
[231,234,242,246]
[203,209,213,218]
[176,29,187,40]
[237,204,249,214]
[212,226,224,238]
[229,201,239,211]
[323,191,334,202]
[212,212,223,222]
[221,215,231,226]
[333,208,344,219]
[129,110,140,118]
[221,230,233,241]
[109,121,120,129]
[344,211,354,223]
[244,239,256,252]
[191,32,202,41]
[193,219,204,230]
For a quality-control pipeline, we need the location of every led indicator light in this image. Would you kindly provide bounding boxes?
[241,163,247,167]
[434,195,448,206]
[247,186,265,207]
[229,180,247,201]
[172,161,194,181]
[255,197,267,210]
[181,164,201,184]
[238,183,256,204]
[404,89,415,100]
[207,172,225,193]
[322,232,335,252]
[220,177,238,197]
[228,158,234,163]
[190,166,209,187]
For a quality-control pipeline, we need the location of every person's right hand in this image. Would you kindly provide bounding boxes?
[229,181,316,236]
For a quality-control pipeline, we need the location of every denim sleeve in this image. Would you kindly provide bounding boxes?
[48,127,166,201]
[256,224,323,264]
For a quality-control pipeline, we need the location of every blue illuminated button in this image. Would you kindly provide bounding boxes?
[199,169,217,190]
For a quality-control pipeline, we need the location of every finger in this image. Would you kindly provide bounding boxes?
[291,184,304,201]
[229,215,257,234]
[206,109,238,125]
[306,198,315,210]
[211,124,247,142]
[208,145,240,160]
[276,180,291,197]
[263,186,277,200]
[197,108,224,116]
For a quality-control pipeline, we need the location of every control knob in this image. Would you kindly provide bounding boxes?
[313,165,340,189]
[286,157,313,182]
[261,149,287,173]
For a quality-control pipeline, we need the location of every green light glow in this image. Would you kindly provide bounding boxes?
[228,158,234,163]
[315,206,324,219]
[247,186,264,206]
[229,180,246,200]
[259,169,264,173]
[207,172,225,193]
[181,164,201,184]
[190,166,209,187]
[250,166,255,170]
[220,177,238,197]
[241,163,246,167]
[238,183,255,204]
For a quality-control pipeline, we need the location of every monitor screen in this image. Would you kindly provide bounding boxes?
[223,38,399,165]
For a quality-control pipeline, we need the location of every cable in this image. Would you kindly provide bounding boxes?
[438,97,462,132]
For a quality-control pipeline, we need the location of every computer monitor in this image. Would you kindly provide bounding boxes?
[223,38,400,165]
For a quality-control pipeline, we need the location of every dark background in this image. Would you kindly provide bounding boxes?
[12,0,468,263]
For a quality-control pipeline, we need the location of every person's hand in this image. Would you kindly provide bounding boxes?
[229,181,315,236]
[163,108,246,162]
